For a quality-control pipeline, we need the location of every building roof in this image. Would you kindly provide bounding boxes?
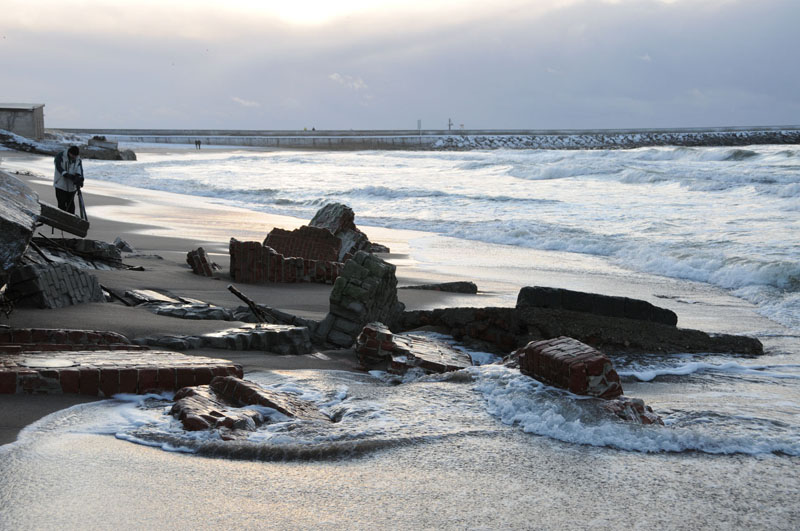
[0,103,45,111]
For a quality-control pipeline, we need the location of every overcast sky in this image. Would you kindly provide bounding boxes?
[2,0,798,130]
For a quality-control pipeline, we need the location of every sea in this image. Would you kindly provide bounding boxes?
[1,143,799,529]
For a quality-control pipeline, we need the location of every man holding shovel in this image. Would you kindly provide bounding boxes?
[53,145,87,219]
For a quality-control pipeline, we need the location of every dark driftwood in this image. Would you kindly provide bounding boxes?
[227,284,274,323]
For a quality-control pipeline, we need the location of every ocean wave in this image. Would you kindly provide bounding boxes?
[723,149,761,161]
[617,361,800,382]
[471,365,800,455]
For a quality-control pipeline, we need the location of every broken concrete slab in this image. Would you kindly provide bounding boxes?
[517,286,678,326]
[400,290,763,356]
[355,322,472,374]
[38,201,89,238]
[0,349,243,395]
[135,323,314,354]
[32,237,122,267]
[210,376,331,422]
[7,262,105,309]
[399,281,478,294]
[0,170,40,284]
[170,376,330,433]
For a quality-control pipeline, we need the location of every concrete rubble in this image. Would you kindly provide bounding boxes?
[229,238,344,285]
[135,323,314,354]
[229,203,389,286]
[264,225,343,263]
[401,286,763,355]
[399,281,478,294]
[171,376,330,434]
[515,336,623,399]
[314,251,405,348]
[355,322,472,374]
[7,262,105,309]
[0,171,40,290]
[511,336,663,425]
[308,202,389,260]
[186,247,218,277]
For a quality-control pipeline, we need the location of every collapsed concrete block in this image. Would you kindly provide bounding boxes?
[399,281,478,294]
[7,262,104,309]
[355,322,472,374]
[516,336,623,399]
[517,286,678,326]
[315,251,405,348]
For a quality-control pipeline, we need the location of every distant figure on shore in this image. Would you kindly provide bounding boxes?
[195,139,202,149]
[53,145,84,214]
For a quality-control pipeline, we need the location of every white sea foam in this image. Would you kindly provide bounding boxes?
[618,361,800,382]
[470,365,800,455]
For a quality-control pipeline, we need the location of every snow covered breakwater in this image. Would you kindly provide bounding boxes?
[54,126,800,151]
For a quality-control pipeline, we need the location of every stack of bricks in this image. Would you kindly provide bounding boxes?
[8,262,104,308]
[186,247,215,277]
[516,336,623,399]
[229,238,343,285]
[0,349,243,395]
[263,226,342,262]
[0,327,144,354]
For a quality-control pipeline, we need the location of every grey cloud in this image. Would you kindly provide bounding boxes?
[1,0,798,129]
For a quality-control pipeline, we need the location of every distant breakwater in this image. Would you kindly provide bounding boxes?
[55,127,800,151]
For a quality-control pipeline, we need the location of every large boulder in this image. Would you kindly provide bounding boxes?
[515,336,623,399]
[314,251,405,348]
[0,171,40,286]
[355,322,472,374]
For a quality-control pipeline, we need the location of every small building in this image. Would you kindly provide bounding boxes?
[0,103,45,140]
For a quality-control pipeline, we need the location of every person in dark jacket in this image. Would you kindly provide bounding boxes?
[53,145,84,213]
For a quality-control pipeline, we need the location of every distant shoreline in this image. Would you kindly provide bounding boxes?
[50,126,800,151]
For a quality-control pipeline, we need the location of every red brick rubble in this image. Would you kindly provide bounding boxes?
[229,238,343,285]
[516,336,623,399]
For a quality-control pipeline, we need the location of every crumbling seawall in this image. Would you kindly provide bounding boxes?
[55,126,800,151]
